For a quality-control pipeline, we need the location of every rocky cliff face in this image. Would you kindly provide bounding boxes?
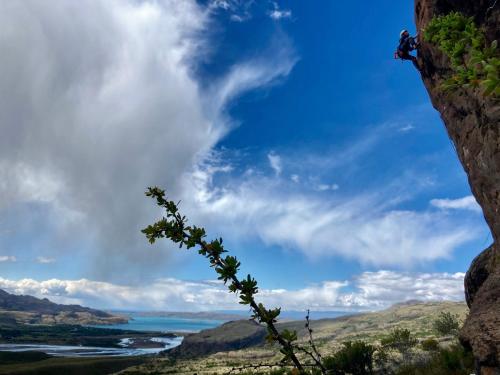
[414,0,500,373]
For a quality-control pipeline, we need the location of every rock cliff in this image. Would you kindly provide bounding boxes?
[414,0,499,373]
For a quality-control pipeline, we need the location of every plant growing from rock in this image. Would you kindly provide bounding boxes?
[423,11,499,96]
[142,187,326,374]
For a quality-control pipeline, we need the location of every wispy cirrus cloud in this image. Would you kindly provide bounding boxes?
[268,152,282,176]
[431,196,482,213]
[314,183,340,192]
[208,40,297,113]
[398,124,415,133]
[209,1,292,22]
[36,257,56,264]
[178,147,481,267]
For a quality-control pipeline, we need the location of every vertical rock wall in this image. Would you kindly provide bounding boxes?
[414,0,500,372]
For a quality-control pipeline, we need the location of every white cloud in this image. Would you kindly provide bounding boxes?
[398,124,415,132]
[268,9,292,20]
[36,257,56,264]
[291,174,300,183]
[0,271,464,311]
[268,2,292,20]
[431,196,482,213]
[0,162,61,207]
[209,0,253,23]
[210,0,231,10]
[268,152,282,176]
[0,256,16,262]
[210,0,292,22]
[0,0,296,280]
[179,159,480,266]
[349,271,465,308]
[315,183,340,192]
[209,44,297,112]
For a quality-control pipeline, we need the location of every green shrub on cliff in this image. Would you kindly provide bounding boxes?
[423,11,499,96]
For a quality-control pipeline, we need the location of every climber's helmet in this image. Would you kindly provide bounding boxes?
[400,29,409,38]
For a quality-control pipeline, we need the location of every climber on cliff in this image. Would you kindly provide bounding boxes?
[395,29,420,70]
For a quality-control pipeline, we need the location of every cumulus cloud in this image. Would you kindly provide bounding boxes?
[349,271,465,308]
[431,196,482,213]
[0,0,296,280]
[0,271,464,311]
[0,256,16,262]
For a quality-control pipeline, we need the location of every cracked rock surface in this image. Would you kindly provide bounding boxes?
[414,0,500,372]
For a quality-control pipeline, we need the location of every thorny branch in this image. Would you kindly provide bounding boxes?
[142,187,307,373]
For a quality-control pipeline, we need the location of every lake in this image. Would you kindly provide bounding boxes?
[90,314,226,332]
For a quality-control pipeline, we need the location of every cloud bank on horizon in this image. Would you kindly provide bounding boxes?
[0,271,465,311]
[0,0,489,310]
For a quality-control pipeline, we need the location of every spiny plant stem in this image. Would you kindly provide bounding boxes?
[304,309,326,372]
[196,237,304,372]
[142,187,306,373]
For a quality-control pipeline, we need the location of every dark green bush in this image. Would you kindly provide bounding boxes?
[433,312,460,336]
[439,344,474,371]
[381,328,417,354]
[395,343,474,375]
[420,337,439,352]
[323,341,375,375]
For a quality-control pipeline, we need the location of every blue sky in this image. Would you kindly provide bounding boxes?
[0,0,489,312]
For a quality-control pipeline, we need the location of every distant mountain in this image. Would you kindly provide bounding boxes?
[0,289,127,325]
[132,311,246,321]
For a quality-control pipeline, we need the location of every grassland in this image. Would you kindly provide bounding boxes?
[115,301,468,374]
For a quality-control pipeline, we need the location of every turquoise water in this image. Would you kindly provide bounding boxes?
[0,316,222,357]
[91,315,225,333]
